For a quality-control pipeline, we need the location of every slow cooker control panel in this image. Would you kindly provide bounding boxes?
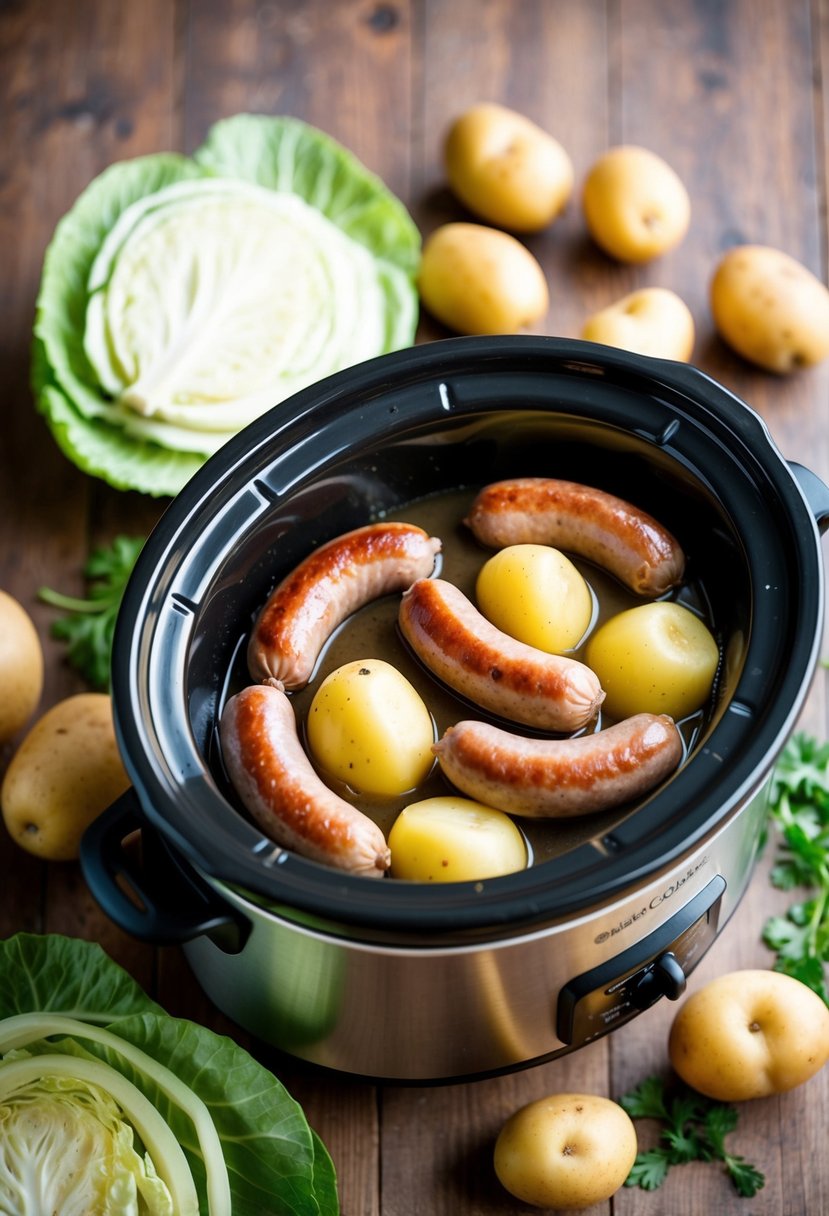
[556,875,726,1047]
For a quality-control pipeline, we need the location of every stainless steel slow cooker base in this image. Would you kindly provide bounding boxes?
[181,784,763,1082]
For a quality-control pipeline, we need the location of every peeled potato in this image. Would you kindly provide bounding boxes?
[307,658,434,797]
[0,590,43,743]
[476,545,594,653]
[444,102,573,232]
[581,287,695,362]
[389,796,527,882]
[710,244,829,373]
[582,145,690,263]
[1,693,129,860]
[585,601,718,721]
[417,222,549,335]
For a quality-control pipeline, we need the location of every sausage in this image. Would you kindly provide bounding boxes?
[433,713,683,817]
[398,578,604,731]
[248,522,441,689]
[220,684,390,876]
[464,477,685,596]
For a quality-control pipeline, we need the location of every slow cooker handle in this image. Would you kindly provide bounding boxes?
[80,790,250,951]
[790,462,829,535]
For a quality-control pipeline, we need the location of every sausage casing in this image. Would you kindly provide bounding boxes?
[433,713,683,817]
[398,578,604,732]
[465,477,685,596]
[220,684,390,876]
[248,522,441,689]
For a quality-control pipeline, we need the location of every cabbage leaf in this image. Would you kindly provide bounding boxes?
[33,114,420,497]
[0,933,338,1216]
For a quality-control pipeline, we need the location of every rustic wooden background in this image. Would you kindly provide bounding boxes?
[2,1,829,1213]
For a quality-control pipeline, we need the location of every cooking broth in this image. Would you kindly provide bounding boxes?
[278,485,716,868]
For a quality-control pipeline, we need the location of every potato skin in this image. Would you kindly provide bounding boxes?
[417,222,549,335]
[710,244,829,373]
[494,1092,637,1209]
[668,969,829,1101]
[582,145,690,263]
[1,693,130,860]
[0,590,44,744]
[476,544,594,654]
[389,796,527,882]
[585,601,718,721]
[444,102,573,232]
[581,287,695,362]
[306,658,434,797]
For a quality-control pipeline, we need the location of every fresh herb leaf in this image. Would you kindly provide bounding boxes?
[621,1074,764,1199]
[38,535,144,691]
[702,1102,738,1148]
[724,1156,766,1198]
[624,1149,670,1190]
[619,1074,669,1120]
[763,731,829,1004]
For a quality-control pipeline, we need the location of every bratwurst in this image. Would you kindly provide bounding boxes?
[220,683,391,876]
[248,521,441,689]
[465,477,685,596]
[398,578,604,731]
[434,713,683,817]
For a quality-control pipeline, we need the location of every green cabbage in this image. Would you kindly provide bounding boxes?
[0,1071,176,1216]
[32,114,421,497]
[0,1062,186,1215]
[0,934,338,1216]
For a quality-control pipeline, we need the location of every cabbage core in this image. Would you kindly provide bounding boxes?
[0,1073,174,1216]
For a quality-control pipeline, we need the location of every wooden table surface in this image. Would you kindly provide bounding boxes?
[3,2,829,1213]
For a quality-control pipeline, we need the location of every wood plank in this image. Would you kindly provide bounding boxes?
[11,0,180,989]
[609,2,829,1212]
[0,0,176,963]
[165,4,420,1210]
[380,4,616,1214]
[413,0,618,346]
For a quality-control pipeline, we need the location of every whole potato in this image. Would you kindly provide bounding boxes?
[417,222,548,335]
[581,287,695,362]
[668,969,829,1101]
[710,244,829,373]
[494,1092,638,1209]
[476,545,594,653]
[582,145,690,263]
[585,601,718,721]
[444,102,573,232]
[389,796,527,882]
[1,693,129,860]
[307,658,434,797]
[0,590,44,743]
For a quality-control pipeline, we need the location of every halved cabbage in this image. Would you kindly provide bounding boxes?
[83,179,414,455]
[0,1064,183,1216]
[32,115,421,497]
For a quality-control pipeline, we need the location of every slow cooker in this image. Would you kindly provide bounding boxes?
[81,336,829,1082]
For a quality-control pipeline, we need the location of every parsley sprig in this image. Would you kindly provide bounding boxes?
[762,732,829,1003]
[38,536,145,691]
[620,1075,765,1197]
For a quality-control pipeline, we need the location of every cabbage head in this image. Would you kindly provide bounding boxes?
[0,1073,174,1216]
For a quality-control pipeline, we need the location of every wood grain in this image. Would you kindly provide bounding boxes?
[1,2,829,1213]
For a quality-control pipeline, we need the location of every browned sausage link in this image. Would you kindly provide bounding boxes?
[398,578,604,732]
[433,713,683,818]
[248,522,441,689]
[220,684,390,876]
[464,477,685,596]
